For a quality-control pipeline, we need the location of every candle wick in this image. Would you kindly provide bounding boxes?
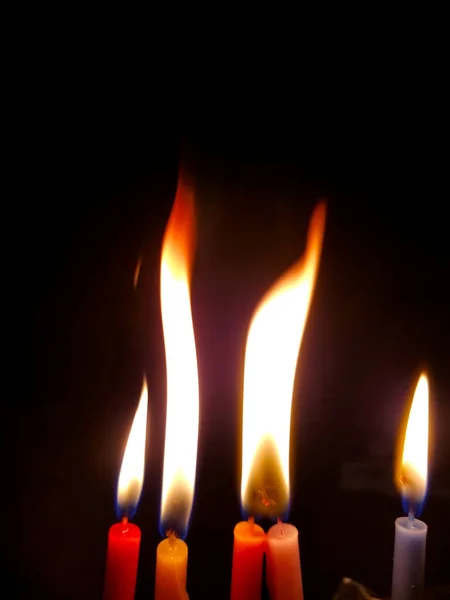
[167,528,177,550]
[121,516,129,534]
[277,517,284,536]
[407,507,415,529]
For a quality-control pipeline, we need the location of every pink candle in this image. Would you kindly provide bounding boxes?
[266,521,303,600]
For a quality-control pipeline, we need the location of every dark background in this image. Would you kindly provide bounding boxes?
[18,53,450,599]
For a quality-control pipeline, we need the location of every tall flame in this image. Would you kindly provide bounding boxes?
[159,174,199,539]
[396,373,429,510]
[241,202,326,517]
[117,379,148,519]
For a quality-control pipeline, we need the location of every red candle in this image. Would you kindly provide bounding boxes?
[103,379,148,600]
[230,518,266,600]
[104,518,141,600]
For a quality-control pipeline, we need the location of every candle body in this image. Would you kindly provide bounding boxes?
[266,522,303,600]
[104,521,141,600]
[155,537,189,600]
[230,521,266,600]
[392,516,427,600]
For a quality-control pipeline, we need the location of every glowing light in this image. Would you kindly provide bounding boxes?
[396,373,429,507]
[160,175,199,539]
[117,379,148,518]
[241,202,326,517]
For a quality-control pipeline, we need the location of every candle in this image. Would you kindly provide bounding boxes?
[230,519,266,600]
[104,519,141,600]
[155,533,189,600]
[233,202,326,599]
[155,173,199,600]
[266,521,303,600]
[104,379,148,600]
[392,373,429,600]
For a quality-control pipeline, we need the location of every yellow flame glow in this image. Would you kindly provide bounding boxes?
[160,175,199,533]
[117,379,148,511]
[397,373,429,503]
[241,202,326,515]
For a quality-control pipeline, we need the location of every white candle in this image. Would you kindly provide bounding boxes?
[392,373,429,600]
[266,521,303,600]
[392,516,427,600]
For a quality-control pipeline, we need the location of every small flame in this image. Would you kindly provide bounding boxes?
[241,202,326,517]
[117,379,148,519]
[396,373,429,512]
[159,174,199,539]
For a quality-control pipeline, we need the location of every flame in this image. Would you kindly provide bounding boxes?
[159,174,199,539]
[396,373,429,508]
[117,379,148,518]
[241,202,326,517]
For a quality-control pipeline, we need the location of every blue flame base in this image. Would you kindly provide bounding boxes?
[159,514,190,541]
[241,504,290,525]
[402,492,427,519]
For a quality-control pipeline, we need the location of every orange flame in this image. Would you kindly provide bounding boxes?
[395,373,429,505]
[160,174,199,537]
[117,379,148,516]
[241,202,326,516]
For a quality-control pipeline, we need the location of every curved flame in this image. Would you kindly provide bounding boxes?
[241,202,326,517]
[160,175,199,539]
[117,379,148,519]
[396,373,429,508]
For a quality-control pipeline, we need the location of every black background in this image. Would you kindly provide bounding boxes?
[17,43,450,599]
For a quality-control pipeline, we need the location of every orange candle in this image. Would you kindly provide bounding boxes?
[230,519,266,600]
[266,521,303,600]
[154,534,189,600]
[154,173,199,600]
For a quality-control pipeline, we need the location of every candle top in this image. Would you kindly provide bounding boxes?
[395,516,428,532]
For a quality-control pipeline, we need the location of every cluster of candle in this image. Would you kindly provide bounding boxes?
[103,172,430,600]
